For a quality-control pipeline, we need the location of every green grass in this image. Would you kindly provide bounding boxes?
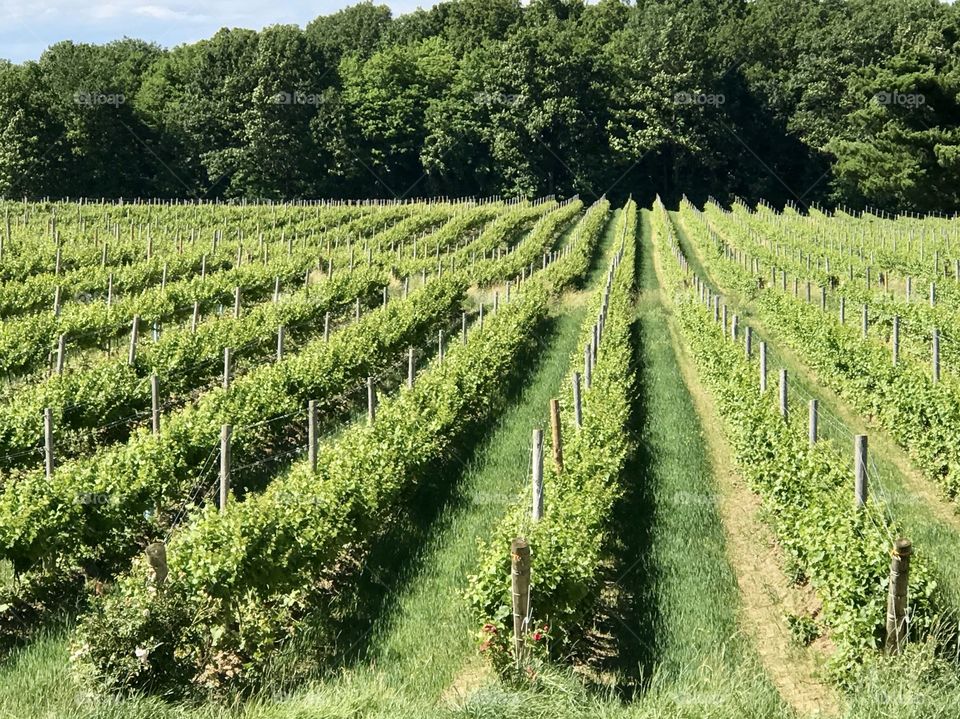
[578,208,788,715]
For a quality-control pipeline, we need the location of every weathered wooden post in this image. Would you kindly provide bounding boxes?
[128,315,140,366]
[276,325,285,361]
[885,538,913,655]
[408,347,415,388]
[532,429,544,520]
[549,399,563,472]
[151,374,160,435]
[839,296,846,324]
[760,341,768,392]
[223,347,232,389]
[56,334,66,375]
[368,376,377,423]
[44,407,54,479]
[892,316,900,366]
[511,538,531,665]
[324,312,331,342]
[308,399,318,472]
[933,328,941,383]
[219,424,231,513]
[145,542,168,585]
[745,326,753,358]
[584,345,592,389]
[808,399,818,445]
[779,369,788,421]
[855,434,868,507]
[572,372,583,429]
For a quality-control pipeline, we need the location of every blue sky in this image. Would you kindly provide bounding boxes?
[0,1,441,63]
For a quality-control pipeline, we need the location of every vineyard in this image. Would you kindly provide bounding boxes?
[2,195,960,719]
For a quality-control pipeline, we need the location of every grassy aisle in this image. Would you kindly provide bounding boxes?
[609,209,790,716]
[437,209,793,718]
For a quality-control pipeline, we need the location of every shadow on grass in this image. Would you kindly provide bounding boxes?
[567,233,660,700]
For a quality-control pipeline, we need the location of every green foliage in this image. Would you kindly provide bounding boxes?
[469,198,633,659]
[693,200,960,504]
[71,199,606,695]
[3,1,960,209]
[654,200,942,679]
[0,269,385,471]
[0,277,465,587]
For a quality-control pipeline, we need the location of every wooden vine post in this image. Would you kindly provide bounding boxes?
[885,538,913,655]
[572,372,583,429]
[151,374,160,435]
[808,399,818,445]
[308,399,318,472]
[855,435,868,507]
[44,407,54,479]
[531,428,544,521]
[128,315,140,366]
[779,369,788,421]
[510,538,531,666]
[219,424,231,513]
[367,376,377,424]
[223,347,232,389]
[549,399,563,472]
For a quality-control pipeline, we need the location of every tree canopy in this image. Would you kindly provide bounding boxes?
[1,0,959,213]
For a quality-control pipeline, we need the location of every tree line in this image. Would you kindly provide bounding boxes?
[1,0,958,213]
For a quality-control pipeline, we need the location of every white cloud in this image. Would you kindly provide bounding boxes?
[0,1,444,63]
[133,4,206,22]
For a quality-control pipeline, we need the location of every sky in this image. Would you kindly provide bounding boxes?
[0,1,441,63]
